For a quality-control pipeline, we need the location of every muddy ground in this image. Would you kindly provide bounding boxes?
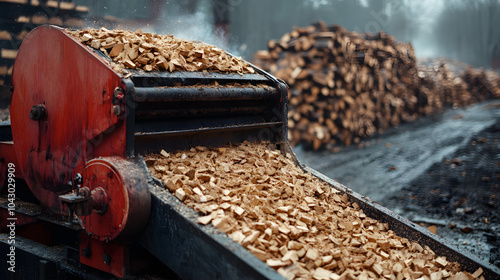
[295,100,500,267]
[383,111,500,266]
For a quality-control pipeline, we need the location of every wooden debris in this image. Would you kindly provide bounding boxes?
[267,259,289,268]
[197,215,212,225]
[471,267,483,278]
[428,225,437,234]
[312,267,331,280]
[146,141,480,279]
[175,188,186,201]
[67,28,254,75]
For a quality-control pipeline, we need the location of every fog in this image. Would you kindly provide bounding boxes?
[77,0,500,69]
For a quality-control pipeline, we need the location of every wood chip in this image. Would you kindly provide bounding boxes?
[278,264,300,280]
[110,43,124,57]
[242,231,260,247]
[304,248,319,261]
[471,267,483,278]
[267,259,289,268]
[234,206,245,216]
[197,215,212,225]
[175,188,186,201]
[372,263,384,276]
[312,268,331,280]
[435,256,448,267]
[160,149,170,158]
[431,271,443,280]
[450,272,474,280]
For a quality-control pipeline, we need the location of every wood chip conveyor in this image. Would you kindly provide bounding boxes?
[0,26,499,280]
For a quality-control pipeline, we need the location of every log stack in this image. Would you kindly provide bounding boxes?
[253,22,500,150]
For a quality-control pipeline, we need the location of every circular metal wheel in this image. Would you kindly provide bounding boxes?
[80,157,150,242]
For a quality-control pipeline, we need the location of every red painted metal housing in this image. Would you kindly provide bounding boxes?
[10,26,128,213]
[7,26,151,278]
[0,142,20,191]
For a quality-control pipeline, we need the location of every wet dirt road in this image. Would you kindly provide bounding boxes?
[294,100,500,267]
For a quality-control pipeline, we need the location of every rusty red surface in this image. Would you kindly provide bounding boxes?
[10,26,127,212]
[0,142,21,191]
[80,157,150,242]
[79,233,127,278]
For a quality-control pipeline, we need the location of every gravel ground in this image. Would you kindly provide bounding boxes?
[295,100,500,268]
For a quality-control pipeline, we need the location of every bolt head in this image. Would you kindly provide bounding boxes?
[29,104,46,120]
[74,173,83,184]
[82,247,92,258]
[112,105,123,116]
[102,253,111,265]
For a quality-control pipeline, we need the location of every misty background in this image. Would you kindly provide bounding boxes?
[75,0,500,70]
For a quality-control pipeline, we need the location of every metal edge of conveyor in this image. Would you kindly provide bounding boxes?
[301,165,500,280]
[0,234,113,280]
[137,159,285,280]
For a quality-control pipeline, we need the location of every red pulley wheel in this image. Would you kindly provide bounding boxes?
[80,157,150,242]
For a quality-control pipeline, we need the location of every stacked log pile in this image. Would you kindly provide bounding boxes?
[146,141,484,280]
[253,22,500,150]
[68,28,255,75]
[417,60,500,109]
[0,0,89,90]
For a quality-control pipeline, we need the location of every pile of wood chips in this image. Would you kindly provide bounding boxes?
[146,141,484,280]
[253,22,500,150]
[67,28,255,75]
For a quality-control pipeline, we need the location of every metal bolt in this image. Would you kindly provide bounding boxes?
[29,104,46,120]
[102,254,111,265]
[112,105,123,116]
[73,173,83,185]
[82,247,92,258]
[113,87,125,105]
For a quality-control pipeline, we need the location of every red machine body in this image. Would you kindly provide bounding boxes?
[2,26,151,278]
[10,26,127,212]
